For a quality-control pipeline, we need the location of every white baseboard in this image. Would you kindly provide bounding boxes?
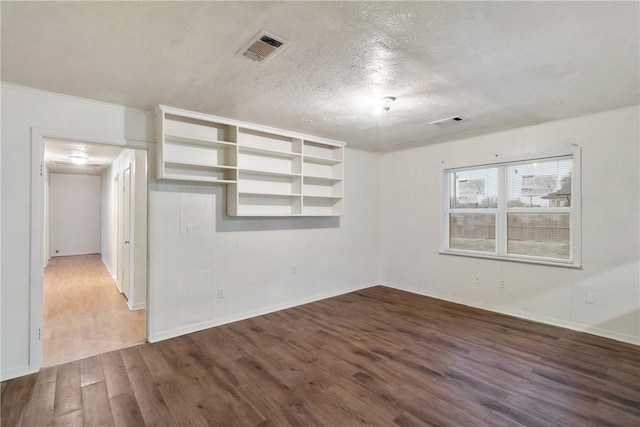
[127,301,146,311]
[53,251,101,257]
[1,364,36,382]
[382,282,640,347]
[101,256,121,293]
[102,256,114,277]
[148,281,380,343]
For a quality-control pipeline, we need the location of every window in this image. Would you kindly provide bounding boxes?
[442,151,580,267]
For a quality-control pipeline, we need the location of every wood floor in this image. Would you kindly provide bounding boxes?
[2,286,639,426]
[43,254,145,367]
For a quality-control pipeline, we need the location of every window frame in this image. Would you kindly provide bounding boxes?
[440,148,581,268]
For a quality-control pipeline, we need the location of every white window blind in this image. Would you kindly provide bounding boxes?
[442,151,580,267]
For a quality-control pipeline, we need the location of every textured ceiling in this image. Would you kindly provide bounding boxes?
[2,2,639,152]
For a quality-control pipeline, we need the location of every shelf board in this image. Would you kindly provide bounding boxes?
[232,212,342,217]
[165,133,236,148]
[239,168,301,178]
[303,154,342,165]
[300,212,342,217]
[239,191,302,197]
[239,145,302,159]
[303,195,343,200]
[303,174,342,183]
[234,212,303,217]
[161,174,237,184]
[164,161,237,170]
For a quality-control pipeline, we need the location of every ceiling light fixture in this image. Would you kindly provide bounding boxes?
[69,155,89,165]
[381,96,396,112]
[372,96,397,116]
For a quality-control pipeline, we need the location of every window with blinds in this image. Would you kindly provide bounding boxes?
[448,167,498,253]
[442,151,580,267]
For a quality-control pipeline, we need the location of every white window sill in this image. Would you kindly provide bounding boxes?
[439,250,582,269]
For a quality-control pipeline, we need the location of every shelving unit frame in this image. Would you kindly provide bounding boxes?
[155,106,239,184]
[155,105,346,216]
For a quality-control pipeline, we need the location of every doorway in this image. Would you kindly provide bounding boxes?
[40,138,147,366]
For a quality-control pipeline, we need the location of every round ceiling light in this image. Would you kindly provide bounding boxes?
[381,96,397,112]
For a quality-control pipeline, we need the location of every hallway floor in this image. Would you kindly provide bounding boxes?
[43,254,145,366]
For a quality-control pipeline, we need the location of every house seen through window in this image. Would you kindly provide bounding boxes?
[444,153,579,266]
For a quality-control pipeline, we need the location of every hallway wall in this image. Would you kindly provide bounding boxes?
[101,148,147,309]
[50,173,102,257]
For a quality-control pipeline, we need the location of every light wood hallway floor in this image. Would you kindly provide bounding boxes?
[43,254,145,367]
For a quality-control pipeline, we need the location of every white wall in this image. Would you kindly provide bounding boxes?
[1,84,152,380]
[133,150,148,311]
[380,105,640,345]
[101,148,148,310]
[101,161,119,282]
[148,147,380,341]
[50,173,102,256]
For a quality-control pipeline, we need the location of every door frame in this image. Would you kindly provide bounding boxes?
[121,163,132,302]
[30,128,150,372]
[113,173,122,292]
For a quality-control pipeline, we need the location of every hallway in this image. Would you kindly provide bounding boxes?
[43,254,145,366]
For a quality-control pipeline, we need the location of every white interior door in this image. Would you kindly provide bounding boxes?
[122,165,132,300]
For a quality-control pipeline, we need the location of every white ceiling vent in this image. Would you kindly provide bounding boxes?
[238,30,289,63]
[429,115,467,128]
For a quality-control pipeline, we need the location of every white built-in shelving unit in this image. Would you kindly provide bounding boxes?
[156,109,239,184]
[301,140,344,216]
[155,105,345,216]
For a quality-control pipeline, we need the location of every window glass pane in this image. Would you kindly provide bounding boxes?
[450,168,498,208]
[507,159,572,208]
[449,213,496,252]
[507,213,570,259]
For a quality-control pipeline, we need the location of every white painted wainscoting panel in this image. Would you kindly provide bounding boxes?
[380,105,640,345]
[149,188,218,336]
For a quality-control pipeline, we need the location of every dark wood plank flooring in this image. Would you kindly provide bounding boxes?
[2,286,640,426]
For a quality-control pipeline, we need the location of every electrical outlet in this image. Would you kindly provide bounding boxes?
[500,280,506,289]
[292,265,298,274]
[474,278,480,285]
[218,288,225,299]
[586,291,596,304]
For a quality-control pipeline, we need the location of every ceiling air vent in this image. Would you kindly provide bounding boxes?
[238,30,289,63]
[429,115,466,128]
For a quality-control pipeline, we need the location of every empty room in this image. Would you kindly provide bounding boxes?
[1,2,639,426]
